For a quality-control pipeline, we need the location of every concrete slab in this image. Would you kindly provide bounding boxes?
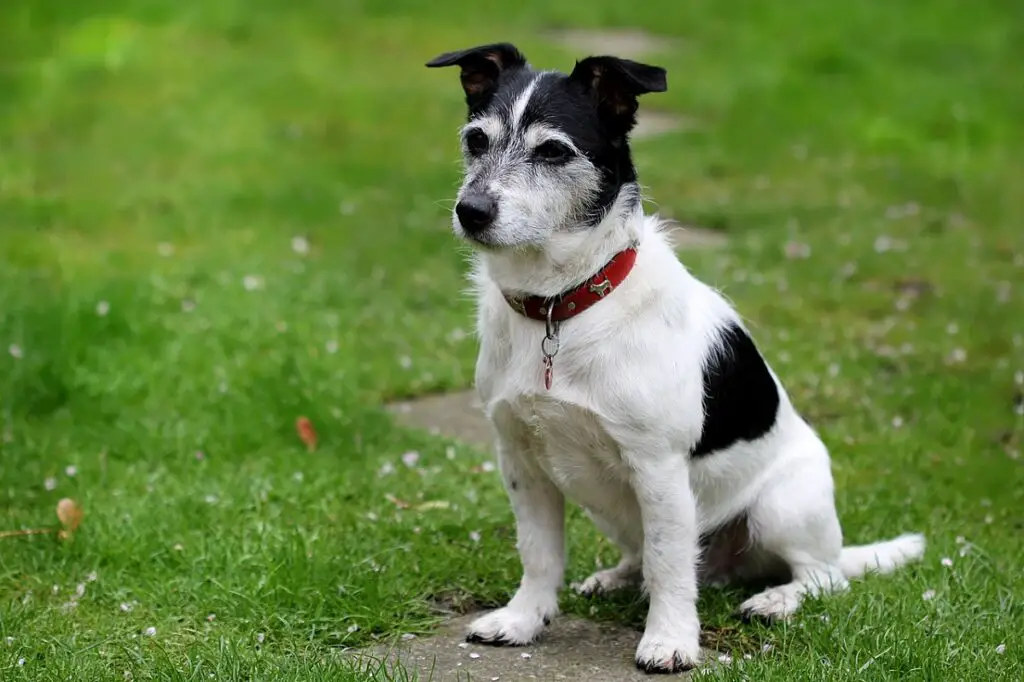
[545,28,678,59]
[354,612,719,681]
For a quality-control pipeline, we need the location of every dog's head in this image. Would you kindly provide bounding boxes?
[427,43,666,249]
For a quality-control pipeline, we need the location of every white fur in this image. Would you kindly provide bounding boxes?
[459,187,926,671]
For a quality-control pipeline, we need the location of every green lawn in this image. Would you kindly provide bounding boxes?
[1,0,1022,680]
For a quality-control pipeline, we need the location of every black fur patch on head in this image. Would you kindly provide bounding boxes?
[692,322,780,458]
[428,45,667,227]
[484,70,649,223]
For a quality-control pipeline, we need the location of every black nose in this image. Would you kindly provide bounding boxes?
[455,194,497,233]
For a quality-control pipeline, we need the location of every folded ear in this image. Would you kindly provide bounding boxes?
[426,43,527,114]
[569,56,667,136]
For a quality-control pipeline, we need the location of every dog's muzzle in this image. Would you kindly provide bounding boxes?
[455,192,498,235]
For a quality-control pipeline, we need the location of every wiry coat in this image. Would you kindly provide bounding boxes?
[427,42,925,673]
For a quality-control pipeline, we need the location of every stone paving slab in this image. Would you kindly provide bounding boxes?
[544,28,678,59]
[388,389,492,450]
[355,612,717,681]
[632,111,696,140]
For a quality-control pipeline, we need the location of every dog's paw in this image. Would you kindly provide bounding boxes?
[465,608,549,646]
[574,567,638,597]
[634,630,701,674]
[736,586,799,623]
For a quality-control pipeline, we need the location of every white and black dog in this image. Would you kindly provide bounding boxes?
[426,43,925,673]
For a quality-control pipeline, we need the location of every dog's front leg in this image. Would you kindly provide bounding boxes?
[628,452,702,673]
[466,418,565,646]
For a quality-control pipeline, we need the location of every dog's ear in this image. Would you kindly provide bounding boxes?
[569,56,667,136]
[426,43,527,113]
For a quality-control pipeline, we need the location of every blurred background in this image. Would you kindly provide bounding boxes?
[1,1,1021,680]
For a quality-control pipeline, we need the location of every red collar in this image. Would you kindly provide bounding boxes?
[503,246,638,322]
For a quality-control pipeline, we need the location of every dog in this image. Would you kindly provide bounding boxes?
[426,42,926,673]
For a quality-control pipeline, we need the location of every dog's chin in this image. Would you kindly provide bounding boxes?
[456,222,552,250]
[455,226,532,251]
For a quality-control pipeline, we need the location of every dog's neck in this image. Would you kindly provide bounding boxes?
[478,186,644,299]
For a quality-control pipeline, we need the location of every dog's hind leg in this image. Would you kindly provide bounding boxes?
[735,442,850,622]
[466,407,565,646]
[575,504,644,596]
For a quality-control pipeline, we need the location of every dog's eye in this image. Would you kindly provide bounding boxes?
[533,140,572,163]
[464,130,489,157]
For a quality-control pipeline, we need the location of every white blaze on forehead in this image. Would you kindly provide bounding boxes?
[509,72,552,131]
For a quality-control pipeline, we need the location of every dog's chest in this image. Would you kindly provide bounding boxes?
[507,393,629,497]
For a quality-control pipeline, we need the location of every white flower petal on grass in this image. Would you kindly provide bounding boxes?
[120,602,133,612]
[922,589,936,601]
[378,462,395,476]
[242,275,263,291]
[469,530,481,543]
[995,644,1006,655]
[8,344,23,359]
[96,301,110,317]
[65,465,78,477]
[257,632,265,644]
[17,658,25,666]
[44,477,57,491]
[941,557,953,567]
[143,627,156,637]
[291,236,310,255]
[401,451,420,468]
[87,572,98,582]
[346,624,360,634]
[398,355,413,369]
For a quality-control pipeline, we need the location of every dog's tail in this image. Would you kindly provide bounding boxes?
[838,533,926,579]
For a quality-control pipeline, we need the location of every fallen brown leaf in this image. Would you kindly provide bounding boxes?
[0,497,83,540]
[56,498,83,539]
[385,493,411,509]
[296,416,318,452]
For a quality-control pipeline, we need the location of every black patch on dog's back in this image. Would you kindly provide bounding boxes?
[692,322,780,458]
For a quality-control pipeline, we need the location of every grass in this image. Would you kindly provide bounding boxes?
[1,0,1022,679]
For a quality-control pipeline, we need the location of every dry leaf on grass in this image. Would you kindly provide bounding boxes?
[385,494,411,509]
[56,498,83,538]
[295,416,318,452]
[0,497,83,540]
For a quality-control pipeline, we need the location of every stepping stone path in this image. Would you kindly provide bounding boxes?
[355,613,720,680]
[378,28,733,681]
